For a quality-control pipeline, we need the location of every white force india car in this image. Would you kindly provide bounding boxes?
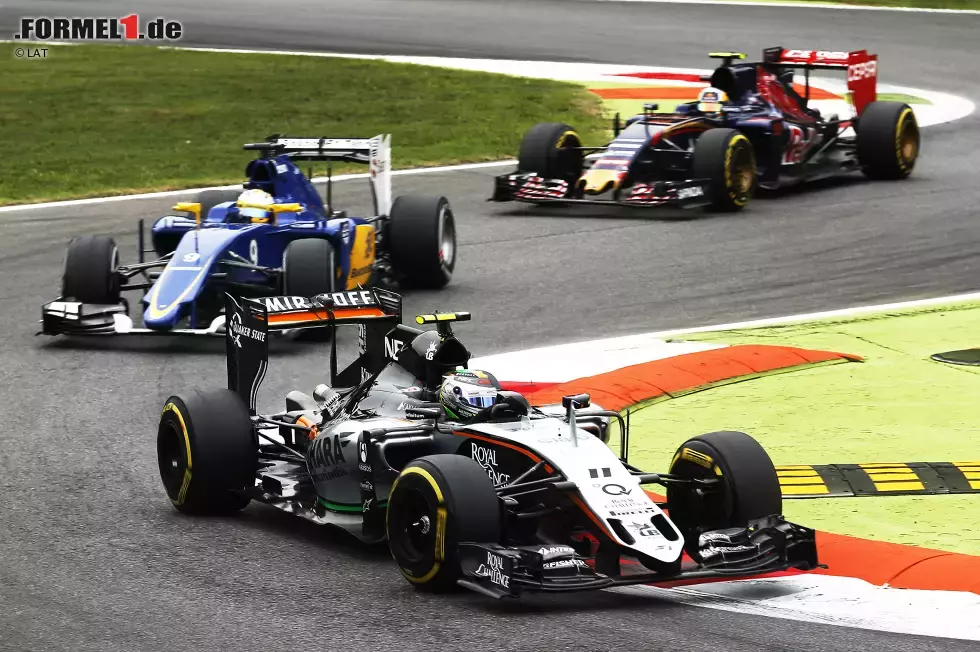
[155,289,818,598]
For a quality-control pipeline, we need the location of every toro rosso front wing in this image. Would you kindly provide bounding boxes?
[457,515,817,599]
[490,172,712,209]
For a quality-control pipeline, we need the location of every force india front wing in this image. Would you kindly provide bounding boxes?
[490,173,711,209]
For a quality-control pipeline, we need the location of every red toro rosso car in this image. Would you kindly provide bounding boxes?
[491,46,920,212]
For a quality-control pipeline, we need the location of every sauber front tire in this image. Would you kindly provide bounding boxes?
[62,235,122,305]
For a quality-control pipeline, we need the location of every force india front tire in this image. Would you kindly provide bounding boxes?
[664,430,782,560]
[157,389,257,515]
[856,101,920,180]
[692,128,757,212]
[388,195,457,289]
[387,454,502,591]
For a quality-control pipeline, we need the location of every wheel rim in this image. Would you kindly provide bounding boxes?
[729,143,756,203]
[388,487,437,566]
[438,206,456,271]
[899,120,919,163]
[157,420,187,499]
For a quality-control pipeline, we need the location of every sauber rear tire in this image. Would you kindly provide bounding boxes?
[62,234,122,305]
[157,389,257,515]
[665,431,782,560]
[388,195,456,289]
[517,122,584,184]
[691,128,757,212]
[387,454,502,592]
[283,238,336,341]
[856,101,919,180]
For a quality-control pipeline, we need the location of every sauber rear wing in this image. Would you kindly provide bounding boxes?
[762,46,878,115]
[243,134,393,216]
[225,289,402,413]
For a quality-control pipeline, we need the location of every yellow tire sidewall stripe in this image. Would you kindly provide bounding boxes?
[390,466,448,585]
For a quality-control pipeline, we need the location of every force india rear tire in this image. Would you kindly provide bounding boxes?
[388,195,457,289]
[691,128,757,212]
[516,121,584,184]
[62,234,122,305]
[665,431,782,559]
[856,101,920,180]
[387,454,502,592]
[157,389,257,515]
[282,238,337,341]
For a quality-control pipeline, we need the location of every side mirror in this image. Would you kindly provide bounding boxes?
[561,393,591,409]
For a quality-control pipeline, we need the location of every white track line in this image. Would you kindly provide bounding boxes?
[0,160,516,213]
[617,576,980,641]
[597,0,980,14]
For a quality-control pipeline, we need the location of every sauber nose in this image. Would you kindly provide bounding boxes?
[579,169,622,195]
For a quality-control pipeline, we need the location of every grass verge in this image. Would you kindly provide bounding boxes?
[0,43,607,205]
[626,301,980,554]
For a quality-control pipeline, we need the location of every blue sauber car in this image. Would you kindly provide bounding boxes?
[40,135,457,336]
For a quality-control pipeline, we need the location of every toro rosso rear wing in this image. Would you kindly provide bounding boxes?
[226,289,402,413]
[243,135,392,216]
[762,46,878,116]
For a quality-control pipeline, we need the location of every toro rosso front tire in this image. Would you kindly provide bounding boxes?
[388,195,456,289]
[517,122,584,184]
[692,129,757,212]
[157,389,257,515]
[665,431,782,560]
[62,234,122,305]
[387,454,502,592]
[856,101,919,180]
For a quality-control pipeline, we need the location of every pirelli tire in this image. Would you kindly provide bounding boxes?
[282,238,337,341]
[516,122,584,184]
[387,454,502,592]
[691,128,757,212]
[665,431,782,560]
[856,101,920,180]
[388,195,456,289]
[62,234,122,305]
[157,389,258,515]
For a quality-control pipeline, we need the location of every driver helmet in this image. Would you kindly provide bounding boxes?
[439,370,502,420]
[237,188,275,222]
[697,86,729,114]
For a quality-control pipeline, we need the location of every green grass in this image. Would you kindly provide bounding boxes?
[626,301,980,554]
[0,43,607,205]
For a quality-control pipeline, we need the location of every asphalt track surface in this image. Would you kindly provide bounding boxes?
[2,1,980,651]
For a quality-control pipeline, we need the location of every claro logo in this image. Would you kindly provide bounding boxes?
[848,61,877,82]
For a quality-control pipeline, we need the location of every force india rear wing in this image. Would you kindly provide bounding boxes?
[761,46,878,115]
[225,289,402,413]
[242,134,393,217]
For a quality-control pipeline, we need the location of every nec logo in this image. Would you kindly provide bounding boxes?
[385,336,405,360]
[848,61,877,82]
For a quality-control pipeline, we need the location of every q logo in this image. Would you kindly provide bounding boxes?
[249,239,259,265]
[601,483,632,496]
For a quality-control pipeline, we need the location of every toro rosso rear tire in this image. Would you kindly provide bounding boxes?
[157,389,257,515]
[283,238,336,341]
[692,128,757,212]
[856,101,919,180]
[387,454,502,592]
[62,234,121,305]
[517,122,584,184]
[665,431,782,560]
[388,195,456,289]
